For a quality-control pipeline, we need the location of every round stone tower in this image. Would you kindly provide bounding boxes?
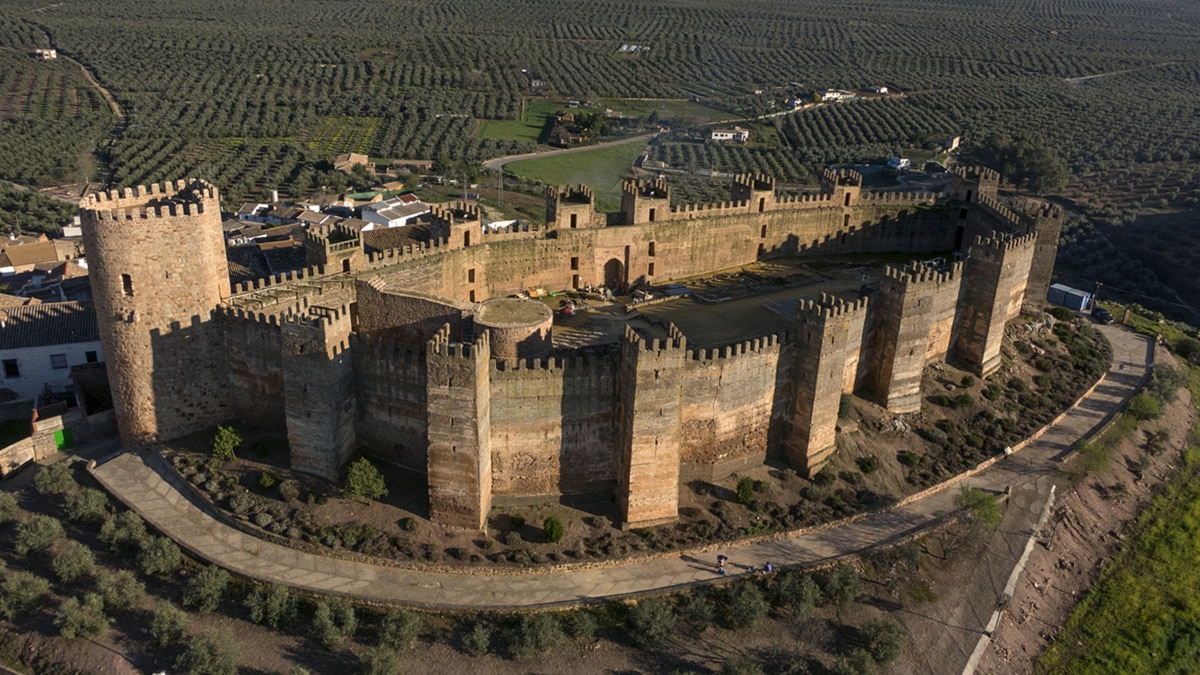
[474,297,553,360]
[79,179,232,446]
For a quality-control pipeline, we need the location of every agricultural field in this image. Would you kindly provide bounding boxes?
[476,98,561,143]
[505,142,647,212]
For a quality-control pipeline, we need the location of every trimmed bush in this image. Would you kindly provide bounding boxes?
[151,602,188,648]
[509,614,564,659]
[246,583,296,629]
[0,571,51,619]
[96,570,145,612]
[55,593,110,639]
[626,597,676,648]
[15,514,65,555]
[34,461,74,495]
[175,629,240,675]
[183,566,229,614]
[211,425,241,464]
[98,511,148,552]
[378,608,421,650]
[726,582,769,629]
[313,598,358,649]
[858,617,907,665]
[0,492,18,524]
[856,456,879,474]
[736,476,756,505]
[344,457,388,500]
[960,375,975,388]
[138,536,183,576]
[279,479,301,502]
[543,516,564,543]
[462,622,491,656]
[52,540,96,584]
[1127,392,1163,420]
[258,471,277,490]
[63,488,109,523]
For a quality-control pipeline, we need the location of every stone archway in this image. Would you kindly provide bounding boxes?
[603,258,625,293]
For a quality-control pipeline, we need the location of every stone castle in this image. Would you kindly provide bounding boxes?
[79,167,1063,530]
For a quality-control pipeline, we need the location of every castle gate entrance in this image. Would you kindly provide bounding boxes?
[603,258,625,293]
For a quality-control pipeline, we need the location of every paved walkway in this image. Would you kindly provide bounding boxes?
[90,325,1151,610]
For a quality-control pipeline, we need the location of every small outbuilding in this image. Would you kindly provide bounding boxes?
[1047,283,1092,311]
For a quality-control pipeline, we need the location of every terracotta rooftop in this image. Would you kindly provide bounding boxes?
[0,301,98,350]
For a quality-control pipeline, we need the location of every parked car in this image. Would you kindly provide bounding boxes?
[1092,306,1114,324]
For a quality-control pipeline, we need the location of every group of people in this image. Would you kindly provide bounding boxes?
[715,554,774,576]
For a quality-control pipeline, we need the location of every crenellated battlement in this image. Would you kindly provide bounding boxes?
[670,199,751,218]
[975,194,1022,230]
[774,191,834,206]
[622,178,671,200]
[215,305,284,329]
[951,166,1001,183]
[882,260,963,287]
[428,322,489,359]
[363,238,447,266]
[430,201,480,225]
[733,172,775,193]
[970,231,1038,259]
[81,179,219,210]
[796,293,869,320]
[687,331,787,361]
[859,189,941,204]
[230,265,328,295]
[821,168,863,187]
[547,184,595,205]
[480,221,541,237]
[622,323,688,353]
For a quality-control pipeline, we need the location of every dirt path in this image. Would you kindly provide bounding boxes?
[1065,61,1178,85]
[481,132,658,172]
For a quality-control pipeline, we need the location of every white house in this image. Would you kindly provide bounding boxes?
[710,127,750,143]
[887,156,911,171]
[360,194,429,230]
[0,301,102,402]
[33,49,57,60]
[821,89,856,102]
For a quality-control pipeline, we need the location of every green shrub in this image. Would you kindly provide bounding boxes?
[1034,374,1052,388]
[839,394,855,418]
[183,566,229,614]
[63,488,109,523]
[1127,392,1162,420]
[933,394,952,407]
[509,514,526,528]
[960,375,975,388]
[279,479,301,502]
[55,593,110,639]
[898,451,924,467]
[99,511,149,552]
[378,608,421,650]
[771,571,820,616]
[138,536,183,576]
[1048,306,1076,321]
[1149,363,1188,403]
[463,622,491,656]
[96,570,145,612]
[313,598,358,649]
[858,617,907,665]
[543,516,564,543]
[813,469,836,486]
[509,614,564,658]
[34,461,74,495]
[679,593,715,632]
[0,492,18,524]
[258,471,277,490]
[344,457,388,500]
[15,514,64,555]
[567,610,597,642]
[151,602,188,648]
[359,647,401,675]
[816,563,861,609]
[53,540,96,584]
[246,583,296,629]
[0,571,51,619]
[956,486,1003,531]
[211,425,241,464]
[1076,438,1110,475]
[953,393,974,409]
[175,629,240,675]
[982,384,1002,400]
[504,531,521,546]
[726,582,769,629]
[736,476,756,506]
[1007,377,1027,391]
[626,597,676,648]
[857,456,879,474]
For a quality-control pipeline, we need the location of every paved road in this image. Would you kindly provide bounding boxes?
[480,132,658,172]
[90,325,1150,610]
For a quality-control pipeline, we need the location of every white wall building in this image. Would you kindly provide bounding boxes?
[360,194,430,230]
[0,302,102,402]
[887,156,911,171]
[710,127,750,143]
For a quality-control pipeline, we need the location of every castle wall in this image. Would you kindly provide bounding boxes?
[488,354,620,500]
[954,235,1037,376]
[220,311,285,430]
[282,307,356,481]
[352,335,429,473]
[355,278,470,344]
[679,336,790,480]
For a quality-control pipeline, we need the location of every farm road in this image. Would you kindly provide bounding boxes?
[89,325,1149,618]
[481,132,658,172]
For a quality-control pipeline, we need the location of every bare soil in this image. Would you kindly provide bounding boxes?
[975,371,1196,673]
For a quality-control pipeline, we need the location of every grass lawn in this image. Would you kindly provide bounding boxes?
[477,99,562,143]
[504,142,645,212]
[1037,366,1200,674]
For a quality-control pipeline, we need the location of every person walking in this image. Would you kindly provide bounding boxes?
[716,554,727,575]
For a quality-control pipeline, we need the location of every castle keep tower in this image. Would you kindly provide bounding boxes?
[546,185,599,229]
[732,173,775,213]
[282,306,357,481]
[621,179,672,225]
[79,180,231,445]
[954,233,1037,376]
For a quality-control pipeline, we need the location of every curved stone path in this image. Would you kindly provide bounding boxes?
[89,325,1150,610]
